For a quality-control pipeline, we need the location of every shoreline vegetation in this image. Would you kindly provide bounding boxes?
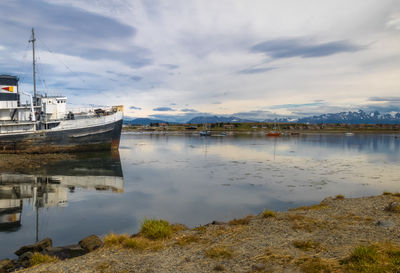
[123,122,400,134]
[4,193,400,273]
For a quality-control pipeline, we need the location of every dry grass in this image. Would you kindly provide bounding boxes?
[262,209,276,218]
[341,242,400,272]
[290,203,328,211]
[96,260,116,273]
[176,235,201,246]
[30,253,59,266]
[383,192,400,197]
[104,233,130,246]
[104,233,163,251]
[213,264,225,271]
[254,248,293,265]
[193,226,207,234]
[334,195,345,200]
[286,214,327,232]
[296,257,337,273]
[140,218,172,240]
[292,240,321,251]
[229,215,253,225]
[205,246,233,259]
[122,237,150,250]
[170,223,187,233]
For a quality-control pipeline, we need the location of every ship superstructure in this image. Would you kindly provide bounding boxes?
[0,29,123,153]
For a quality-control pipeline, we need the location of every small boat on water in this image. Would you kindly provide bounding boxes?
[0,29,123,153]
[199,130,211,136]
[267,123,281,137]
[345,132,354,136]
[267,131,281,137]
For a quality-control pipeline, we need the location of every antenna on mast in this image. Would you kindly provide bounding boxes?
[29,28,37,105]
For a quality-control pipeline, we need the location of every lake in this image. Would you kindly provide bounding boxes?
[1,132,399,259]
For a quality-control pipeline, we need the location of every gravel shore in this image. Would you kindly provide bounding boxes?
[18,194,400,273]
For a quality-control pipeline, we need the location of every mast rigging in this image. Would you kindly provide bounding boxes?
[29,28,36,105]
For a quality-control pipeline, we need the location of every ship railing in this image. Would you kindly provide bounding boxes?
[66,106,115,115]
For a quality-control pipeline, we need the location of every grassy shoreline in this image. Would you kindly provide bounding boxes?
[19,194,400,273]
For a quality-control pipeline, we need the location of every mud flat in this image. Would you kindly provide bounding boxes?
[9,194,400,273]
[0,153,76,173]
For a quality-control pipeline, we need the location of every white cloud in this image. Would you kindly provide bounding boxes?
[386,13,400,30]
[2,0,400,120]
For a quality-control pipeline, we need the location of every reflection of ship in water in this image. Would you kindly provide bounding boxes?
[0,152,123,233]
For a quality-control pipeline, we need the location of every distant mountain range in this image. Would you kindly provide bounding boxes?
[297,110,400,124]
[124,110,400,125]
[123,118,171,125]
[187,116,257,124]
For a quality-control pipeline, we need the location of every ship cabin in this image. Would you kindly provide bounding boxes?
[41,96,67,120]
[0,75,69,133]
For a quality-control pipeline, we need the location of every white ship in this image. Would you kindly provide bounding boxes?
[0,29,123,153]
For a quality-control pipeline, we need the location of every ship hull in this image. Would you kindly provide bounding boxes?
[0,119,122,153]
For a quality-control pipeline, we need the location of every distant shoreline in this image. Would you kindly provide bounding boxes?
[122,125,400,134]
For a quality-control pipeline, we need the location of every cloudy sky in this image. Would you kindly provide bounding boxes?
[0,0,399,122]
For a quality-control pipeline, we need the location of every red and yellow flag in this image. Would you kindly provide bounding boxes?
[1,86,14,92]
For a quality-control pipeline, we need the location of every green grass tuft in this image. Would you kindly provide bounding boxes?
[140,218,172,240]
[341,243,400,272]
[262,209,275,218]
[30,253,59,266]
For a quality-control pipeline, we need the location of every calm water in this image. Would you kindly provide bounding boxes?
[1,133,399,259]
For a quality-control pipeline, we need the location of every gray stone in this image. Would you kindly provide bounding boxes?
[252,263,265,271]
[18,251,33,261]
[78,235,103,252]
[211,221,225,225]
[376,220,395,227]
[0,259,13,273]
[42,245,86,260]
[384,202,399,212]
[15,238,52,256]
[15,252,34,269]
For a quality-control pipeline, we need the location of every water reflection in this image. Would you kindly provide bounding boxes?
[0,152,123,258]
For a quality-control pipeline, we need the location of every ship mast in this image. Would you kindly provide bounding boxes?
[29,28,37,105]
